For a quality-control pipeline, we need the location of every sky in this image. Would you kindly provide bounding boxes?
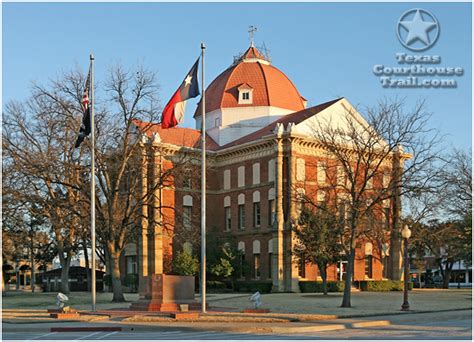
[3,2,472,151]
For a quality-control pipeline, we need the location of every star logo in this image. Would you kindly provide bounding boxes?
[184,75,193,87]
[397,9,440,51]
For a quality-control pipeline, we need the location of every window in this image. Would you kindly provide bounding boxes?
[238,205,245,230]
[240,254,246,278]
[254,254,261,279]
[337,166,345,186]
[238,84,253,104]
[252,163,260,185]
[126,256,137,274]
[225,207,231,231]
[223,170,231,190]
[317,190,326,202]
[238,166,245,187]
[296,158,306,181]
[268,199,276,226]
[253,202,261,228]
[238,241,246,279]
[268,159,275,182]
[183,175,191,189]
[317,161,326,184]
[253,240,261,279]
[252,191,260,228]
[183,206,192,230]
[365,255,373,278]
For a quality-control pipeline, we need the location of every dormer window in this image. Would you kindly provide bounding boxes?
[238,83,253,104]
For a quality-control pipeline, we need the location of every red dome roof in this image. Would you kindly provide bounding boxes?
[195,47,305,117]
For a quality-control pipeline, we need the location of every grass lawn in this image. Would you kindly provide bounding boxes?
[2,291,139,310]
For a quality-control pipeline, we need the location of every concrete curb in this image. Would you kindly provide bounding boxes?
[336,307,472,319]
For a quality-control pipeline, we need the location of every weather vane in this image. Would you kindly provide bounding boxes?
[248,25,257,47]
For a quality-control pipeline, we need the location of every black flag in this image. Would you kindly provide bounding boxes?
[75,66,92,148]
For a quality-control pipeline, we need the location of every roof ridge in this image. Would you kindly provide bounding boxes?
[266,63,305,109]
[257,61,271,107]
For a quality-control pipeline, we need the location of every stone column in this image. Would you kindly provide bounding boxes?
[285,129,300,292]
[150,133,163,275]
[272,124,285,292]
[138,135,149,294]
[389,148,403,280]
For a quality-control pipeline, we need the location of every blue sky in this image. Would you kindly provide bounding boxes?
[3,2,472,150]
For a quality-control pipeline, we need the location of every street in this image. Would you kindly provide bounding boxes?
[3,310,471,340]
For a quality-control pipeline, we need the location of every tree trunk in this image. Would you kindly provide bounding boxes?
[341,248,355,308]
[318,261,328,295]
[108,245,125,302]
[30,236,35,293]
[442,262,453,289]
[83,242,91,292]
[58,253,71,294]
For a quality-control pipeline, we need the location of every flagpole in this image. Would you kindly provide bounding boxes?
[200,42,206,314]
[90,53,97,312]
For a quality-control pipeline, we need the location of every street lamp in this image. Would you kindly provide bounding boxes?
[401,224,412,311]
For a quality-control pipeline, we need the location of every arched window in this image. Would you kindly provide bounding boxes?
[253,191,261,228]
[183,195,193,230]
[238,194,245,230]
[224,196,231,231]
[252,240,261,279]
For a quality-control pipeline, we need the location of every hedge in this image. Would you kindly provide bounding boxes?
[206,280,233,293]
[234,281,273,293]
[358,280,413,291]
[299,281,345,293]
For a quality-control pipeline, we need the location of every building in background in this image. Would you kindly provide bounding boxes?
[131,44,404,292]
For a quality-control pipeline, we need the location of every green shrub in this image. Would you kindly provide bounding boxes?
[173,250,199,276]
[299,281,345,293]
[206,280,233,293]
[206,280,226,290]
[234,281,272,293]
[359,280,413,291]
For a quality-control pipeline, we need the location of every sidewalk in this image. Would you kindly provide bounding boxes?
[3,310,471,335]
[2,289,471,331]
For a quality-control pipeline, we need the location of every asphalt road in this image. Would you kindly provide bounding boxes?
[3,310,471,340]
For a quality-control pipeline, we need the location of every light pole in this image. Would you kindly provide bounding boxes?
[401,224,412,311]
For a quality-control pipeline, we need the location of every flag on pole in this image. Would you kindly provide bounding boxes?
[75,66,92,148]
[161,58,200,129]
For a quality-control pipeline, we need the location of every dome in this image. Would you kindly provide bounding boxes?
[194,46,305,117]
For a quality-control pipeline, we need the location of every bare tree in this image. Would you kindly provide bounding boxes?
[309,98,441,307]
[3,75,89,293]
[91,65,163,302]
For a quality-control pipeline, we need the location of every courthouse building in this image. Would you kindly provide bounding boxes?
[131,45,403,292]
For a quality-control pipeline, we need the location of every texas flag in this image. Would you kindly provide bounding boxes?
[161,58,200,129]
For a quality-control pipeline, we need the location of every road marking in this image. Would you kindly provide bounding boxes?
[97,331,118,339]
[29,332,58,340]
[76,331,102,340]
[167,331,219,339]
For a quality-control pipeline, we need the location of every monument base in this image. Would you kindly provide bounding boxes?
[130,274,201,312]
